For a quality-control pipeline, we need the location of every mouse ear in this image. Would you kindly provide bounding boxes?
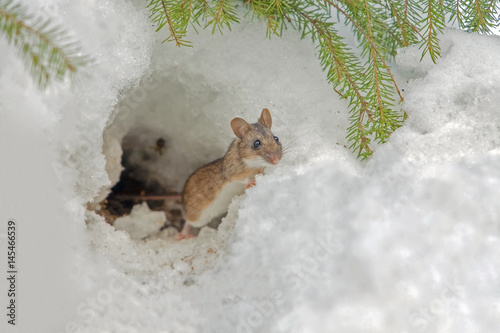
[231,117,251,139]
[258,108,272,128]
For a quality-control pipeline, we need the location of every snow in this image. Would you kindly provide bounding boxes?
[1,1,500,333]
[113,202,166,240]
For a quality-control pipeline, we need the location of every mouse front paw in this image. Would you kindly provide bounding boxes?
[176,233,195,241]
[176,222,195,241]
[245,179,257,189]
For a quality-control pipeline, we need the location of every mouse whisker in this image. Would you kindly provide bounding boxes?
[244,156,271,168]
[281,140,295,155]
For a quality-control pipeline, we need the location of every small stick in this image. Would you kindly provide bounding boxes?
[114,193,182,201]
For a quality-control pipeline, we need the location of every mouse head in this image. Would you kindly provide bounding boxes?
[231,108,282,168]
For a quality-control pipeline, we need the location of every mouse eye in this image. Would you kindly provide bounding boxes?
[274,136,279,142]
[252,139,261,149]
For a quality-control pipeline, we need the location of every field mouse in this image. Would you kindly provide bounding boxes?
[177,108,282,240]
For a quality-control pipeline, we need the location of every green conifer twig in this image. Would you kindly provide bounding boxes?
[419,0,445,63]
[0,0,87,89]
[449,0,499,33]
[146,0,500,159]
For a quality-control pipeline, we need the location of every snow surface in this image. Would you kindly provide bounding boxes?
[1,1,500,333]
[113,202,166,240]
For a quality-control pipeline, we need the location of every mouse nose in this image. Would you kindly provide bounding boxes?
[267,154,280,165]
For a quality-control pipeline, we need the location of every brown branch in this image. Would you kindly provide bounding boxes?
[214,0,226,22]
[182,0,195,25]
[425,0,438,62]
[160,0,182,46]
[456,0,463,27]
[114,193,182,201]
[473,0,486,32]
[388,1,408,46]
[407,1,424,39]
[364,1,385,122]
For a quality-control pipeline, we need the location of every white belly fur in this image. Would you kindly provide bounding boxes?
[188,180,247,228]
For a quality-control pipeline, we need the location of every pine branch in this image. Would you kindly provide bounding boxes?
[419,0,446,63]
[365,4,389,122]
[449,0,500,33]
[147,0,500,159]
[289,4,376,157]
[206,0,240,33]
[148,0,193,46]
[325,0,405,157]
[0,0,87,89]
[148,0,239,42]
[386,0,423,47]
[246,0,288,37]
[329,1,404,102]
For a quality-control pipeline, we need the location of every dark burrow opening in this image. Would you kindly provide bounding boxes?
[95,133,184,233]
[91,72,229,238]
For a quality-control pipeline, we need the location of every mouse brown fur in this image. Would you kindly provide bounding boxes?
[177,108,282,239]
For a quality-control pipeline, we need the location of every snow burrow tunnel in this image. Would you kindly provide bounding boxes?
[88,69,246,239]
[83,23,349,272]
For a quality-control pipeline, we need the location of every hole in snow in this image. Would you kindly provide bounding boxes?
[96,129,184,233]
[90,68,239,241]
